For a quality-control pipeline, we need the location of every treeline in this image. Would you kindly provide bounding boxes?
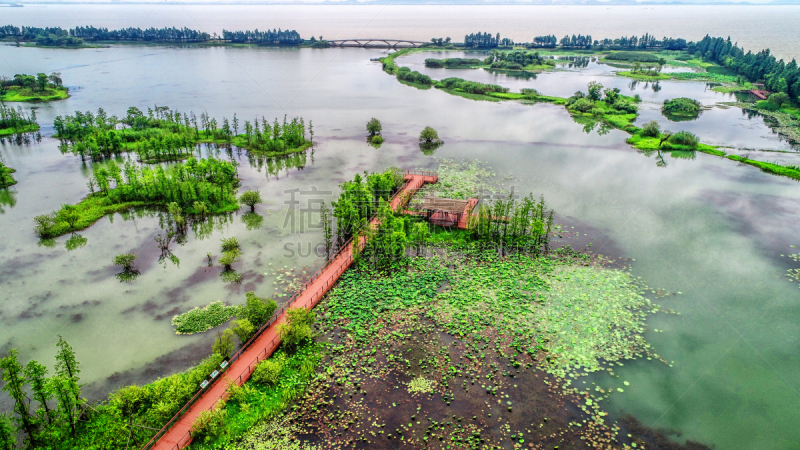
[560,34,593,49]
[595,34,688,50]
[437,77,509,95]
[221,28,302,44]
[468,193,554,256]
[483,50,555,70]
[0,24,303,45]
[689,35,800,100]
[53,106,311,161]
[0,290,292,449]
[464,32,513,48]
[71,25,210,42]
[34,156,239,238]
[530,35,557,48]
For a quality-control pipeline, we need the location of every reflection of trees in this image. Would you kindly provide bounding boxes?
[246,150,309,179]
[419,141,443,156]
[0,188,16,214]
[241,212,263,230]
[638,148,697,168]
[65,234,87,251]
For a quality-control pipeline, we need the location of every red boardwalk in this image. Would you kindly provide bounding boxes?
[147,171,438,450]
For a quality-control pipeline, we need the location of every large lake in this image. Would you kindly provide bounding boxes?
[1,6,800,449]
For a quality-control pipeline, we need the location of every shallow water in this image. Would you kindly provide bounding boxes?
[1,42,800,449]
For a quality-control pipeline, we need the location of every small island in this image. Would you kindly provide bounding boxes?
[0,72,69,102]
[0,103,39,136]
[662,97,702,120]
[54,106,312,162]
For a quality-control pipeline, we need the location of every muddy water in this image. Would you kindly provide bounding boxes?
[1,43,799,449]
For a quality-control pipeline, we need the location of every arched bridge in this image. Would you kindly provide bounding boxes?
[326,39,427,49]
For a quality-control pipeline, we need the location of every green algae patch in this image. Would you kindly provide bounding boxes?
[171,301,240,334]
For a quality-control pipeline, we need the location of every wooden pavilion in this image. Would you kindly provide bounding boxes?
[419,197,477,228]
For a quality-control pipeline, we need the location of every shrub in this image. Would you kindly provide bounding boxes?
[640,121,661,137]
[589,107,605,116]
[419,126,442,145]
[520,88,540,97]
[220,236,240,252]
[113,253,137,271]
[370,134,384,145]
[756,100,780,111]
[190,404,228,440]
[277,307,316,352]
[251,357,285,386]
[768,92,789,106]
[569,98,595,113]
[366,118,382,136]
[219,249,241,269]
[241,291,278,327]
[667,131,699,148]
[662,97,701,118]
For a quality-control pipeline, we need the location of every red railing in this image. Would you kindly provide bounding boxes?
[141,171,437,450]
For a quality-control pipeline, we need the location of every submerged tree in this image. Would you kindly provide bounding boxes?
[366,118,382,136]
[239,190,262,212]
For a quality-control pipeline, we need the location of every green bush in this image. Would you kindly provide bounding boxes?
[662,97,701,117]
[668,131,699,148]
[640,121,661,137]
[171,301,239,334]
[220,236,240,252]
[241,292,278,327]
[251,356,285,386]
[756,100,780,111]
[569,98,595,113]
[370,134,384,145]
[190,405,228,441]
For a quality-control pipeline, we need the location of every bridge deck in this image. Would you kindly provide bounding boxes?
[149,172,437,450]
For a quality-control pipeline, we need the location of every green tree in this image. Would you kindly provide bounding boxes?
[320,200,333,259]
[366,118,382,136]
[35,73,48,91]
[212,330,236,358]
[241,292,278,327]
[587,81,603,101]
[24,360,53,424]
[768,92,789,106]
[113,253,137,272]
[1,349,37,447]
[239,190,262,212]
[419,126,441,145]
[230,318,256,344]
[277,307,316,352]
[0,414,14,450]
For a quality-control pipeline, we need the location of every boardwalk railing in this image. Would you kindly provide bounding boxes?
[142,170,437,450]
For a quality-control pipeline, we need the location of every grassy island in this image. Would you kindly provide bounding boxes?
[0,72,69,102]
[0,104,39,137]
[0,161,17,188]
[33,156,240,239]
[54,106,312,162]
[662,97,702,120]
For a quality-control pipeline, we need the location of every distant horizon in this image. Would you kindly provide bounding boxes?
[5,1,798,5]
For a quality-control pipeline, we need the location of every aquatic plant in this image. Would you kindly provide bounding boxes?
[171,301,239,335]
[0,161,17,188]
[407,376,437,394]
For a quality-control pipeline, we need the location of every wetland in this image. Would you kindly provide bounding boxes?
[1,7,800,449]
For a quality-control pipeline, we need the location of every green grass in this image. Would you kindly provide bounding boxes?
[0,123,40,136]
[0,86,70,102]
[725,155,800,181]
[617,71,670,81]
[37,196,153,238]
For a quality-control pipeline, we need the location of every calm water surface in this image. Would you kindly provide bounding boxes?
[0,37,799,450]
